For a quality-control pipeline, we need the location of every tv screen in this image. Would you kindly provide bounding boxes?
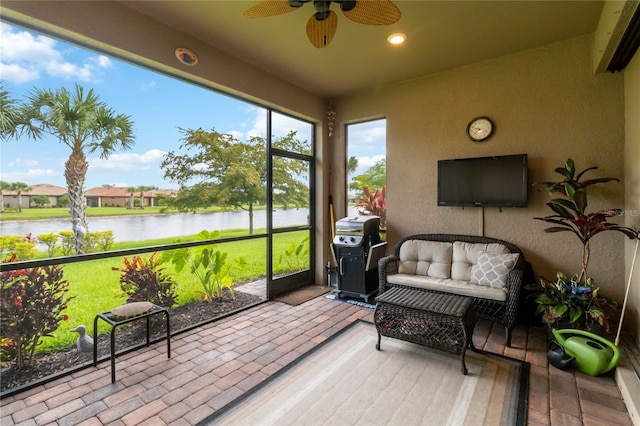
[437,154,528,207]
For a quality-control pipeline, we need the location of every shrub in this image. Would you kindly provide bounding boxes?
[83,232,99,253]
[0,256,74,367]
[96,230,115,251]
[278,236,309,272]
[38,233,59,257]
[0,235,37,261]
[355,185,386,228]
[13,241,37,260]
[31,195,50,208]
[112,253,178,308]
[161,230,246,300]
[58,231,75,256]
[0,236,21,261]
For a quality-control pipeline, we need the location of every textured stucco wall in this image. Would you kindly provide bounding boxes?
[335,36,630,308]
[624,51,640,338]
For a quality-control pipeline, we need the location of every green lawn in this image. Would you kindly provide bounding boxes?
[0,205,246,221]
[7,229,308,354]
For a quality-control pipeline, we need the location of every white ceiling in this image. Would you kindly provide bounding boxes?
[121,1,604,98]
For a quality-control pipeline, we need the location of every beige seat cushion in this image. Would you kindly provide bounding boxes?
[398,240,452,279]
[110,301,154,318]
[450,241,510,281]
[386,274,507,301]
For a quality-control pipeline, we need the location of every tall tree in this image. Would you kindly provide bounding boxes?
[137,185,158,208]
[349,158,386,193]
[9,182,31,212]
[6,84,135,254]
[127,186,136,209]
[126,185,157,209]
[347,156,359,175]
[0,180,10,211]
[161,128,309,234]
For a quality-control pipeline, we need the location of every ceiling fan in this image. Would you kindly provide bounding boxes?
[243,0,401,48]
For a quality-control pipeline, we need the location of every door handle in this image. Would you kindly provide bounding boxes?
[339,257,345,276]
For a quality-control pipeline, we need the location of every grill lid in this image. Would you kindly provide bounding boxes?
[335,215,380,235]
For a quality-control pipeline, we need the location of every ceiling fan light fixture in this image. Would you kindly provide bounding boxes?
[244,0,401,47]
[387,33,406,45]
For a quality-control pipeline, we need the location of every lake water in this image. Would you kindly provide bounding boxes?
[0,208,310,243]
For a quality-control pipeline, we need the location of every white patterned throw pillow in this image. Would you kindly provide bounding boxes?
[470,251,520,289]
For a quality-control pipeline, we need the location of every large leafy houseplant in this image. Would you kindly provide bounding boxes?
[530,158,638,330]
[531,272,618,331]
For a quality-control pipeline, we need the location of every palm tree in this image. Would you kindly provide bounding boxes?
[0,180,10,211]
[0,83,19,139]
[137,185,158,209]
[9,181,31,212]
[127,186,136,209]
[10,84,135,254]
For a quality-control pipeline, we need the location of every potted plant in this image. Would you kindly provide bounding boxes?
[530,272,618,332]
[528,158,638,332]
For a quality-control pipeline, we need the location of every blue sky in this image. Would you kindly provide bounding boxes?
[0,22,385,190]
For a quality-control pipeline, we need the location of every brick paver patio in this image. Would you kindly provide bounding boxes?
[0,293,633,425]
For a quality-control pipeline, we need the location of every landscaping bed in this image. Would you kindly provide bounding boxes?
[0,291,263,394]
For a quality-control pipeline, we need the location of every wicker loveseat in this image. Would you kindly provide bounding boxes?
[378,234,525,346]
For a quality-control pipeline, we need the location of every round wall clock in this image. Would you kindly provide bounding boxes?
[466,116,494,142]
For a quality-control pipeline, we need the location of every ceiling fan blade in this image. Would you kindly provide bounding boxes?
[242,0,299,19]
[306,9,338,48]
[341,0,401,25]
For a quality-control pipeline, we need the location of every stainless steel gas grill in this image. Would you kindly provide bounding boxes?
[331,215,387,302]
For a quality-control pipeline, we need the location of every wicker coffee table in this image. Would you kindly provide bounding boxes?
[374,287,477,375]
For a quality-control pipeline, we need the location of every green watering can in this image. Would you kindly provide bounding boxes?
[551,328,620,376]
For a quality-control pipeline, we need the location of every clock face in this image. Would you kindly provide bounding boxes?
[467,117,494,142]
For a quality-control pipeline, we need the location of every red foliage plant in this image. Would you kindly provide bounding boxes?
[112,253,178,308]
[355,186,386,228]
[0,254,74,367]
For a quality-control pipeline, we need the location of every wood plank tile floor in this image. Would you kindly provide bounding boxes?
[0,295,633,425]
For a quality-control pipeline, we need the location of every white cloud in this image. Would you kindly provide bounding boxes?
[227,130,244,140]
[0,24,111,84]
[246,107,267,139]
[352,155,386,177]
[7,158,40,168]
[0,63,40,83]
[347,120,386,154]
[140,80,157,90]
[96,55,112,68]
[0,168,58,184]
[89,149,168,171]
[26,168,57,177]
[243,106,313,143]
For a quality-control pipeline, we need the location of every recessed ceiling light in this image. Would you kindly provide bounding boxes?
[175,47,198,66]
[387,33,406,45]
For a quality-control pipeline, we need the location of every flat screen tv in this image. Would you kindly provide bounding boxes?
[437,154,528,207]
